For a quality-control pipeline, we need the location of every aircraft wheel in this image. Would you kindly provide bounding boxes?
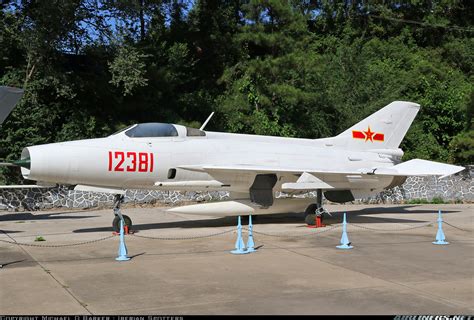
[304,213,316,225]
[112,215,132,233]
[304,203,319,226]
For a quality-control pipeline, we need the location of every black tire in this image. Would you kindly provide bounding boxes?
[305,213,316,225]
[112,215,132,233]
[304,203,319,226]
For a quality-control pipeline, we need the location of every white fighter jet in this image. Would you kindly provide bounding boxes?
[4,90,465,231]
[0,86,32,181]
[0,86,24,124]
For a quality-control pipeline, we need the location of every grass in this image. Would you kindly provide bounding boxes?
[406,197,446,204]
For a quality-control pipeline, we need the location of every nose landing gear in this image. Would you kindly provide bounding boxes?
[112,194,133,234]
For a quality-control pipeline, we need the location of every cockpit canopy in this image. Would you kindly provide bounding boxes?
[113,123,206,138]
[125,123,178,137]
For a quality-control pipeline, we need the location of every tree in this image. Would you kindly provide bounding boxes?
[0,0,473,184]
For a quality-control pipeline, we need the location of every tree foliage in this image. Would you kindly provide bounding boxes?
[0,0,473,183]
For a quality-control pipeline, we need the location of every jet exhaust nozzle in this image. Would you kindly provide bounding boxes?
[13,157,31,169]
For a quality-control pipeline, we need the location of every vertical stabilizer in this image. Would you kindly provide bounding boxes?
[336,101,420,150]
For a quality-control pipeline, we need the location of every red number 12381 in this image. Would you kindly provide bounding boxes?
[108,151,154,172]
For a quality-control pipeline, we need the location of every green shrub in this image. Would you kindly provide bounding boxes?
[431,197,446,204]
[406,197,446,204]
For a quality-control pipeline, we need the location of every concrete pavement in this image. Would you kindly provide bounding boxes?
[0,204,473,314]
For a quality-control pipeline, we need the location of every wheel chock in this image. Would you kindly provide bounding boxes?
[231,216,249,255]
[116,219,130,261]
[124,226,135,234]
[246,215,257,253]
[307,215,326,228]
[316,215,325,228]
[113,225,133,236]
[336,213,353,250]
[433,210,449,245]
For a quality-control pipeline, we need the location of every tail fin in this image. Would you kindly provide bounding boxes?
[0,86,24,124]
[335,101,420,150]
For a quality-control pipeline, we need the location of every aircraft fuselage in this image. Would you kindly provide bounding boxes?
[20,125,401,198]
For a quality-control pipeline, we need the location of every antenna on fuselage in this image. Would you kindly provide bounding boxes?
[199,112,214,131]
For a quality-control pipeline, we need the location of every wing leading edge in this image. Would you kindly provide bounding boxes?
[178,159,465,188]
[177,164,361,175]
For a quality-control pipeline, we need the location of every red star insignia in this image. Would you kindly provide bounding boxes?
[364,126,374,142]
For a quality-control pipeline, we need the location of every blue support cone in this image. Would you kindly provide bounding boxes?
[336,213,353,250]
[116,219,130,261]
[246,215,256,253]
[433,210,449,245]
[231,216,249,255]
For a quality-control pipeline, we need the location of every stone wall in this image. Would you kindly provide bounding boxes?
[0,166,472,211]
[357,167,473,204]
[0,187,230,211]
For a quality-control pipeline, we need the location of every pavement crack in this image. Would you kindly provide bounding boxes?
[3,231,93,315]
[266,240,472,311]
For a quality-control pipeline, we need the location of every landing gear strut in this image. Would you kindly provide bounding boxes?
[304,189,326,227]
[112,194,132,234]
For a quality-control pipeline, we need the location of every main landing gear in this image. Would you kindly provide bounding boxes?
[112,194,133,234]
[304,189,328,227]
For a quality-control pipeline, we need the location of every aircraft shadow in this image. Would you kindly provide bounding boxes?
[0,259,27,268]
[73,205,450,233]
[353,205,460,215]
[0,211,99,222]
[0,230,23,234]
